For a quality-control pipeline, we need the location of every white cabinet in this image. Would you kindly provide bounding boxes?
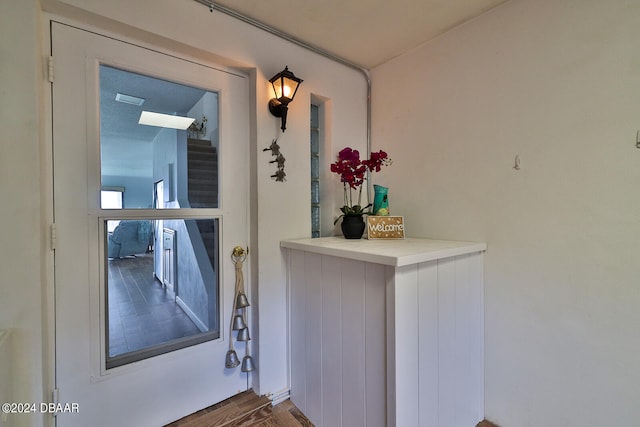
[282,237,487,427]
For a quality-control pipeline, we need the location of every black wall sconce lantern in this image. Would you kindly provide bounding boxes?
[268,66,303,132]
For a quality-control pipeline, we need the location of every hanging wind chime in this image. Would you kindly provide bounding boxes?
[225,246,255,372]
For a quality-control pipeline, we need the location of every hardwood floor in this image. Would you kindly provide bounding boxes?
[165,390,314,427]
[165,389,502,427]
[107,253,201,357]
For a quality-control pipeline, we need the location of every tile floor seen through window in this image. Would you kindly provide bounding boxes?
[107,253,200,357]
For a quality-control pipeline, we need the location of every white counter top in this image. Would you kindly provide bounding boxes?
[281,237,487,267]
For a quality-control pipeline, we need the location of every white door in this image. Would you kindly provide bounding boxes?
[51,21,250,426]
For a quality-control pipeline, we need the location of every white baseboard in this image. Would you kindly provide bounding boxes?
[176,296,208,332]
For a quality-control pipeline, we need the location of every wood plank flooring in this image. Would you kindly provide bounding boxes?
[107,253,201,356]
[165,390,314,427]
[166,389,501,426]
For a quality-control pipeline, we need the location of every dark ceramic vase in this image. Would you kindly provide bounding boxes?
[341,215,366,239]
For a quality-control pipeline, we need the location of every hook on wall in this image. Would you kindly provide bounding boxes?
[513,155,521,170]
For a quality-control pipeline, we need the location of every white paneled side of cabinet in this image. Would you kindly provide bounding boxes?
[288,252,386,427]
[283,237,486,427]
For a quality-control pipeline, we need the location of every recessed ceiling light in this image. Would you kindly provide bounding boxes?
[115,93,145,106]
[138,111,195,130]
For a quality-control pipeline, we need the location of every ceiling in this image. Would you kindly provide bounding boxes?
[210,0,510,68]
[100,65,208,178]
[100,65,206,142]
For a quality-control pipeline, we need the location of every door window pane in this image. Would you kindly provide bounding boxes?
[100,65,220,209]
[100,65,224,369]
[105,217,219,369]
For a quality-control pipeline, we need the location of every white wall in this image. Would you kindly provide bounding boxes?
[0,1,47,426]
[1,1,367,421]
[372,0,640,425]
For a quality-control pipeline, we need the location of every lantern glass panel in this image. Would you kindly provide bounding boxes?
[272,78,283,99]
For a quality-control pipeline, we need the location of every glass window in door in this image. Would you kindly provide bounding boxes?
[100,65,222,368]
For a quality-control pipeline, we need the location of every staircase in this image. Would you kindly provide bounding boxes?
[187,139,218,271]
[195,219,217,272]
[187,138,218,208]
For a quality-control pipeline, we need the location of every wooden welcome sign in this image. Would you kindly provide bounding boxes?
[367,216,405,239]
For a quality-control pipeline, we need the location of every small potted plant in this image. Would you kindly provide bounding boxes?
[330,147,391,239]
